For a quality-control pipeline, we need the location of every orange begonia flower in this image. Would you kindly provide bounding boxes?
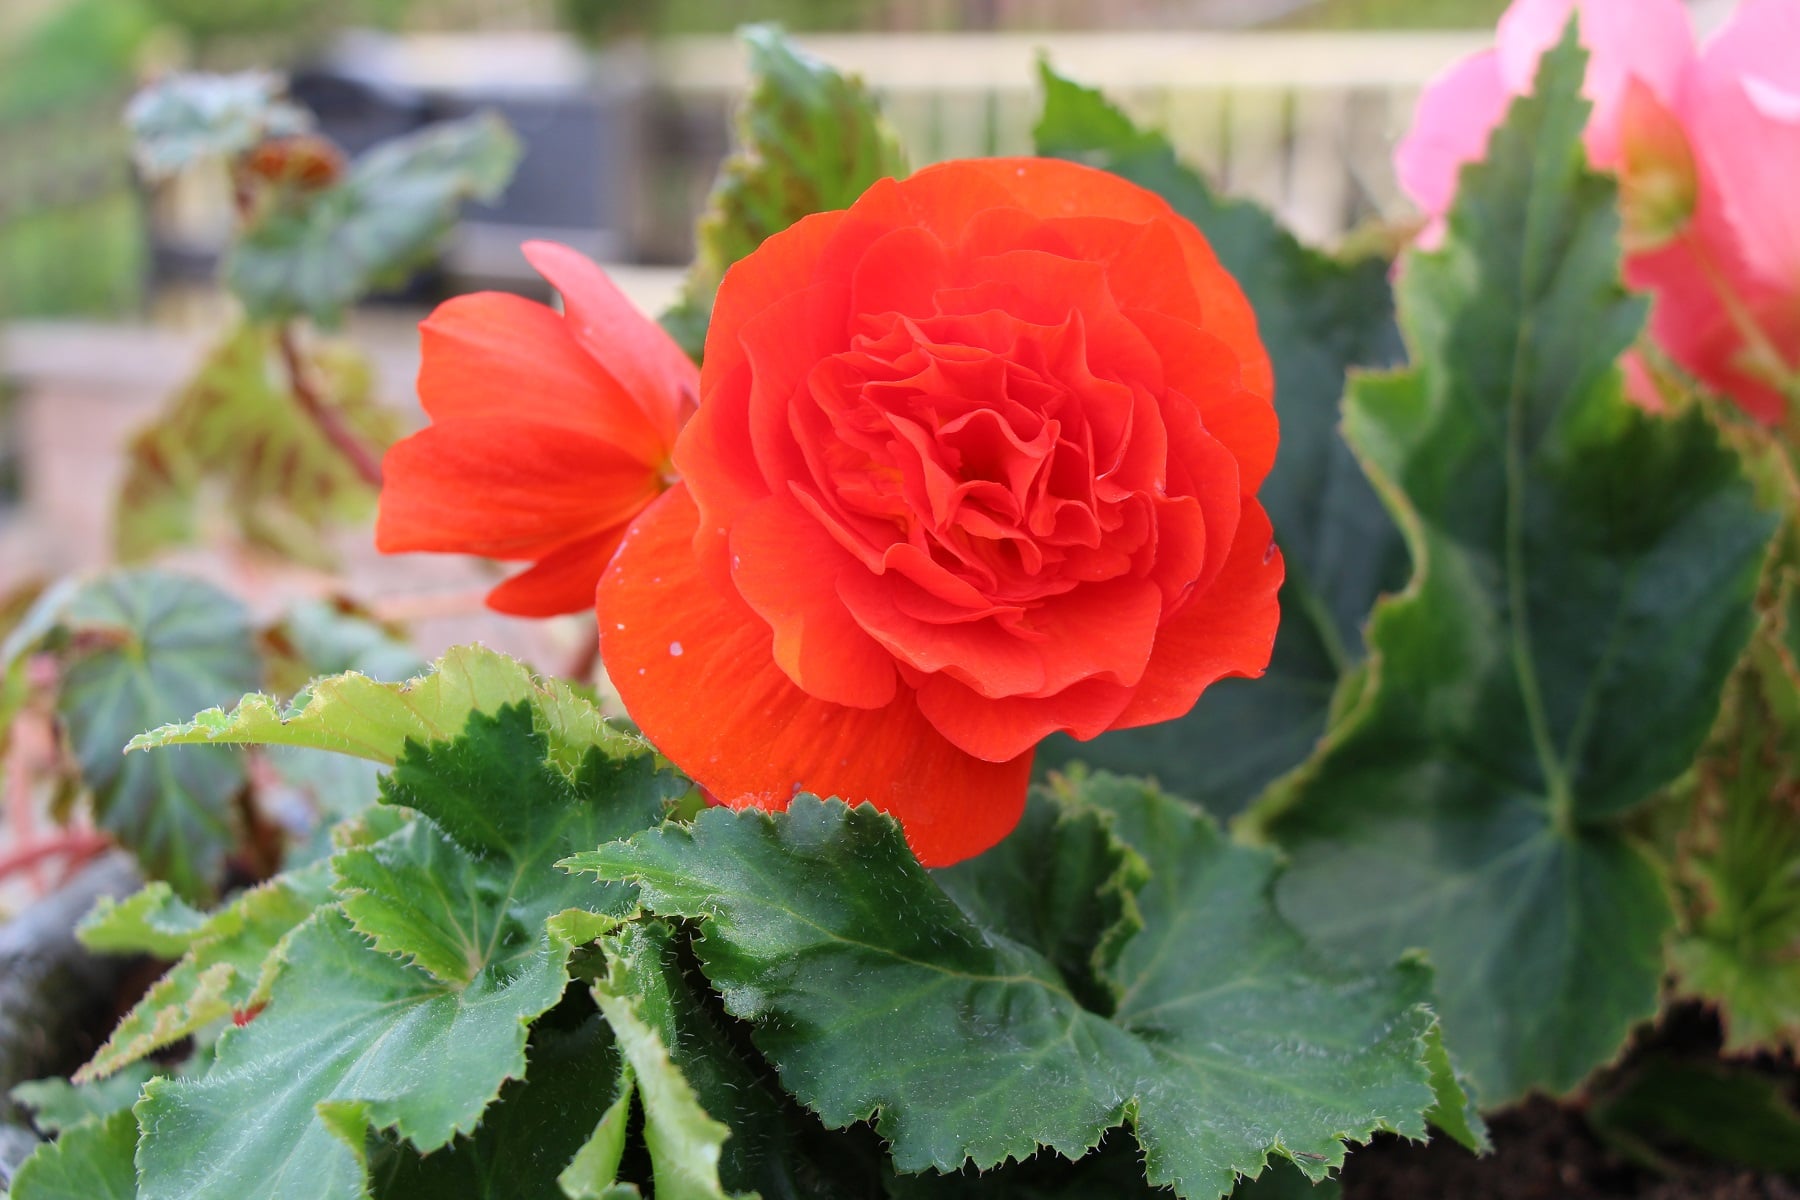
[376,242,696,615]
[611,158,1286,865]
[383,158,1282,866]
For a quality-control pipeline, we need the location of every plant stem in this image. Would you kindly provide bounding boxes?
[231,158,386,491]
[564,623,601,683]
[276,324,385,488]
[0,831,112,885]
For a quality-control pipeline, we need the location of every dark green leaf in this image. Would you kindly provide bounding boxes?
[571,776,1444,1199]
[934,784,1147,1014]
[55,569,259,900]
[1588,1056,1800,1173]
[1263,31,1775,1104]
[1031,65,1406,817]
[8,1110,139,1200]
[126,71,309,181]
[368,1010,625,1199]
[881,1135,1172,1198]
[227,113,519,325]
[660,25,907,359]
[132,701,675,1200]
[115,326,398,567]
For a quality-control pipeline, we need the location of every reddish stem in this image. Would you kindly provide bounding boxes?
[231,159,386,491]
[275,325,385,489]
[0,830,112,884]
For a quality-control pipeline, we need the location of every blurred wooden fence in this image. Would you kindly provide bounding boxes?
[651,30,1484,247]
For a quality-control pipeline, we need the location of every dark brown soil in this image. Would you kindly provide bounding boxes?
[1342,1097,1800,1200]
[1342,1006,1800,1200]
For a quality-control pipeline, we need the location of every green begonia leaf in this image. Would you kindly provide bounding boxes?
[263,598,426,696]
[133,907,572,1200]
[367,1009,625,1199]
[78,883,210,959]
[78,861,334,1082]
[660,25,907,359]
[12,1065,155,1136]
[1669,568,1800,1052]
[131,644,622,774]
[934,784,1147,1013]
[126,71,309,181]
[1587,1055,1800,1173]
[55,570,260,900]
[592,929,749,1200]
[881,1137,1172,1198]
[115,325,398,568]
[9,1110,139,1200]
[131,702,675,1200]
[570,775,1446,1200]
[1263,32,1775,1104]
[591,921,862,1199]
[227,113,519,326]
[1031,66,1407,817]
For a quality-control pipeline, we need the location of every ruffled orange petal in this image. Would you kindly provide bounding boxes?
[1105,498,1284,732]
[600,485,1032,867]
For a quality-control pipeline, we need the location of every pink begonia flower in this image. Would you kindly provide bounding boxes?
[1398,0,1800,423]
[1395,0,1695,248]
[1628,0,1800,422]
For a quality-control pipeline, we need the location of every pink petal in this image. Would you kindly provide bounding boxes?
[1395,49,1511,228]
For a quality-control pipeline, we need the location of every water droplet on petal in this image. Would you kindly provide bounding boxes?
[669,641,684,657]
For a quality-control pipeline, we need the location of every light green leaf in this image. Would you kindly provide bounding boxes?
[55,570,260,900]
[9,1110,138,1200]
[133,704,675,1200]
[12,1065,155,1135]
[660,25,907,359]
[226,113,519,325]
[595,921,852,1199]
[114,326,398,568]
[1420,1026,1488,1154]
[131,644,632,776]
[125,70,309,181]
[78,861,334,1082]
[572,776,1444,1200]
[79,883,210,959]
[367,1011,626,1199]
[1262,31,1775,1104]
[556,1066,635,1200]
[592,930,749,1200]
[1032,65,1407,819]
